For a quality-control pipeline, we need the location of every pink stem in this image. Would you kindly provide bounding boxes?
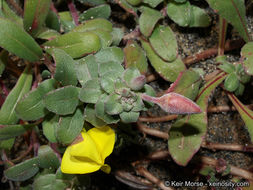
[141,94,158,104]
[67,0,79,26]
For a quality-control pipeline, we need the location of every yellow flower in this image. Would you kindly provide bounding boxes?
[61,126,115,174]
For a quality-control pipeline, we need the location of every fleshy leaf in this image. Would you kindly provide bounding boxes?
[0,122,37,140]
[98,61,124,76]
[58,11,75,32]
[0,18,43,62]
[79,79,103,103]
[38,145,60,169]
[33,174,68,190]
[45,10,61,32]
[75,55,99,86]
[227,93,253,141]
[100,71,121,93]
[91,29,113,48]
[79,4,111,21]
[120,111,140,123]
[15,79,57,121]
[0,0,22,25]
[95,46,124,64]
[0,65,33,124]
[51,49,78,86]
[168,72,227,166]
[167,69,202,100]
[56,108,84,144]
[111,28,124,46]
[149,25,178,62]
[23,0,51,36]
[167,1,211,27]
[84,104,107,127]
[74,18,113,33]
[142,0,163,8]
[104,94,123,115]
[43,32,101,58]
[36,28,60,40]
[141,39,186,82]
[42,114,59,143]
[224,72,240,92]
[4,157,39,181]
[139,7,163,37]
[206,0,250,42]
[95,94,120,124]
[43,86,79,115]
[123,67,144,91]
[241,42,253,75]
[124,40,148,74]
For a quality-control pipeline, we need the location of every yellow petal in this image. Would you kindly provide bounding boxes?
[61,145,102,174]
[87,126,115,160]
[100,164,111,174]
[70,132,103,165]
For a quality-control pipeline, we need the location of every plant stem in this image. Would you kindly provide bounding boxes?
[67,0,79,26]
[138,115,178,123]
[218,17,228,56]
[136,166,175,190]
[183,39,245,66]
[114,0,137,17]
[11,143,33,163]
[137,121,169,139]
[202,142,253,153]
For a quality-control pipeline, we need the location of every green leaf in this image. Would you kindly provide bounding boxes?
[58,11,75,32]
[52,49,78,86]
[95,94,120,124]
[38,145,60,169]
[123,67,144,90]
[77,0,106,6]
[76,55,99,86]
[56,108,84,144]
[74,18,113,32]
[0,0,22,25]
[126,0,142,6]
[91,29,113,48]
[218,62,236,74]
[149,25,178,62]
[120,111,140,123]
[141,39,186,82]
[224,72,240,92]
[168,72,227,166]
[43,86,79,115]
[167,1,211,27]
[236,64,251,83]
[0,122,37,140]
[100,71,122,93]
[43,32,101,58]
[0,18,43,62]
[33,174,68,190]
[0,50,8,76]
[124,40,148,74]
[95,46,124,64]
[142,0,163,7]
[4,157,39,181]
[139,7,163,37]
[0,138,15,150]
[0,65,33,124]
[42,114,58,143]
[36,28,60,40]
[111,28,124,46]
[45,10,61,32]
[170,69,202,100]
[206,0,250,42]
[79,79,103,103]
[15,79,57,121]
[227,93,253,141]
[79,4,111,21]
[23,0,51,36]
[241,42,253,75]
[105,94,123,115]
[99,61,124,76]
[84,104,107,127]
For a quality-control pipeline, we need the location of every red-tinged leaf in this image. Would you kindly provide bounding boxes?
[24,0,51,36]
[241,42,253,76]
[141,93,202,114]
[206,0,250,42]
[168,72,227,166]
[227,93,253,141]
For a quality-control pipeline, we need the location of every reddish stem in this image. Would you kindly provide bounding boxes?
[202,142,253,153]
[67,0,79,26]
[137,121,169,139]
